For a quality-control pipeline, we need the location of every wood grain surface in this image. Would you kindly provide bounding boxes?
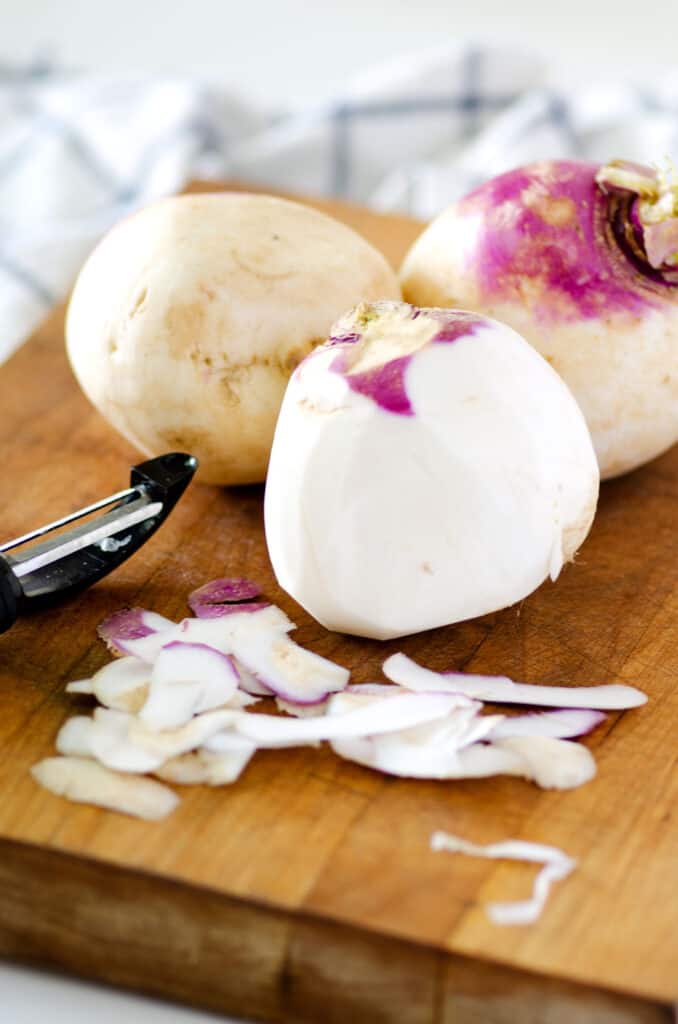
[0,185,675,1023]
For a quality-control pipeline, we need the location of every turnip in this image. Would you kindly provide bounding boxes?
[264,300,599,640]
[400,159,678,478]
[66,193,400,485]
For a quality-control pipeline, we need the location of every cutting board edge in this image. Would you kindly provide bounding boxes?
[0,834,673,1020]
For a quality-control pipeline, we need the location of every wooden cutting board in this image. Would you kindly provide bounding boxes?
[0,184,676,1024]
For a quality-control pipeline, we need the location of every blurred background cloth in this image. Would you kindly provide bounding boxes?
[2,45,678,360]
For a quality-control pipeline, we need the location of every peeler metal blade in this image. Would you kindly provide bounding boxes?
[0,452,198,634]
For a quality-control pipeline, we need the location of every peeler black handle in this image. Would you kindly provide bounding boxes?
[0,557,22,634]
[0,452,197,634]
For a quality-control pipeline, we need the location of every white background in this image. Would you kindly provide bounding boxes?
[1,0,677,105]
[0,1,673,1022]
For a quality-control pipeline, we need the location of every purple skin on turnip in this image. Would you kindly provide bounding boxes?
[400,159,678,478]
[327,308,483,415]
[187,577,263,616]
[97,608,174,655]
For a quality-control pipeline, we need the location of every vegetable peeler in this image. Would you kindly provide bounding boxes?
[0,452,198,635]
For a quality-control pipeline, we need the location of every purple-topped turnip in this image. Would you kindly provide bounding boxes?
[400,159,678,478]
[264,300,599,640]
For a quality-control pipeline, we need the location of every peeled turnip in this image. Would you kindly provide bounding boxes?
[264,300,599,639]
[66,193,400,485]
[400,159,678,478]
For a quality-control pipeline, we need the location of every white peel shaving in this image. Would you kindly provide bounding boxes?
[488,708,606,740]
[330,716,594,787]
[230,631,349,704]
[67,656,150,713]
[430,830,576,925]
[127,708,241,762]
[230,691,469,748]
[228,689,262,709]
[60,708,161,773]
[56,716,95,757]
[65,679,93,695]
[139,642,239,730]
[330,708,501,778]
[275,697,328,717]
[154,744,255,785]
[383,653,647,709]
[33,584,645,832]
[121,605,294,663]
[236,659,274,696]
[31,756,179,820]
[493,736,596,789]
